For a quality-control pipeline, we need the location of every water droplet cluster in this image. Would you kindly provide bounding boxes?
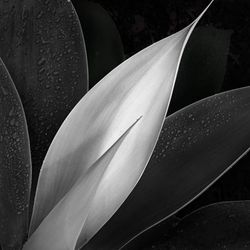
[0,0,88,186]
[0,59,31,246]
[152,91,250,163]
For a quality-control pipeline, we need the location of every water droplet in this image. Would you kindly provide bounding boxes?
[10,118,15,126]
[1,86,8,96]
[37,57,46,66]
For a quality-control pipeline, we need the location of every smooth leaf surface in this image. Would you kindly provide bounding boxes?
[169,25,232,114]
[162,201,250,249]
[0,0,88,197]
[23,118,141,250]
[74,0,125,88]
[83,87,250,250]
[29,3,212,249]
[122,216,181,250]
[0,59,31,249]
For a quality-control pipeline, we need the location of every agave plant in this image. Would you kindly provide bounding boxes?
[0,0,249,249]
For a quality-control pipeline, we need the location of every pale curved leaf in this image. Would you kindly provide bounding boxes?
[27,2,213,249]
[84,87,250,250]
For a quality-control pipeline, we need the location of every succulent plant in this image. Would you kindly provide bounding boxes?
[0,0,249,249]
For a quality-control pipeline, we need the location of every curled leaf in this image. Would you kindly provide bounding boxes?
[27,3,213,249]
[85,87,250,250]
[0,59,31,249]
[0,0,88,196]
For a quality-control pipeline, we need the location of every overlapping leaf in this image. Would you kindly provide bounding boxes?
[122,216,181,250]
[84,87,250,250]
[169,26,232,114]
[74,0,125,88]
[0,0,88,197]
[26,3,213,249]
[0,59,31,249]
[23,118,141,250]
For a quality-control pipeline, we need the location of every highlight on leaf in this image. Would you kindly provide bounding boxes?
[0,0,249,249]
[26,2,213,249]
[84,86,250,250]
[23,117,142,250]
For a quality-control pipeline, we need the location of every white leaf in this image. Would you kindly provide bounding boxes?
[24,118,141,250]
[26,2,213,249]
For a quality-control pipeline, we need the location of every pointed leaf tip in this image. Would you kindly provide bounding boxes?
[24,116,142,250]
[29,2,213,249]
[86,86,250,250]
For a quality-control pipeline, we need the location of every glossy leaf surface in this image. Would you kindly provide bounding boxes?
[24,118,140,250]
[0,59,31,249]
[0,0,88,196]
[28,4,212,249]
[84,87,250,250]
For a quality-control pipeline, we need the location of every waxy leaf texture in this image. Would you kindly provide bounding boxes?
[27,4,212,249]
[85,87,250,250]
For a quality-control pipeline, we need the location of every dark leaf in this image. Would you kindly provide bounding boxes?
[162,201,250,250]
[0,59,31,249]
[84,87,250,250]
[0,0,88,199]
[122,216,180,250]
[169,26,232,114]
[74,0,124,88]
